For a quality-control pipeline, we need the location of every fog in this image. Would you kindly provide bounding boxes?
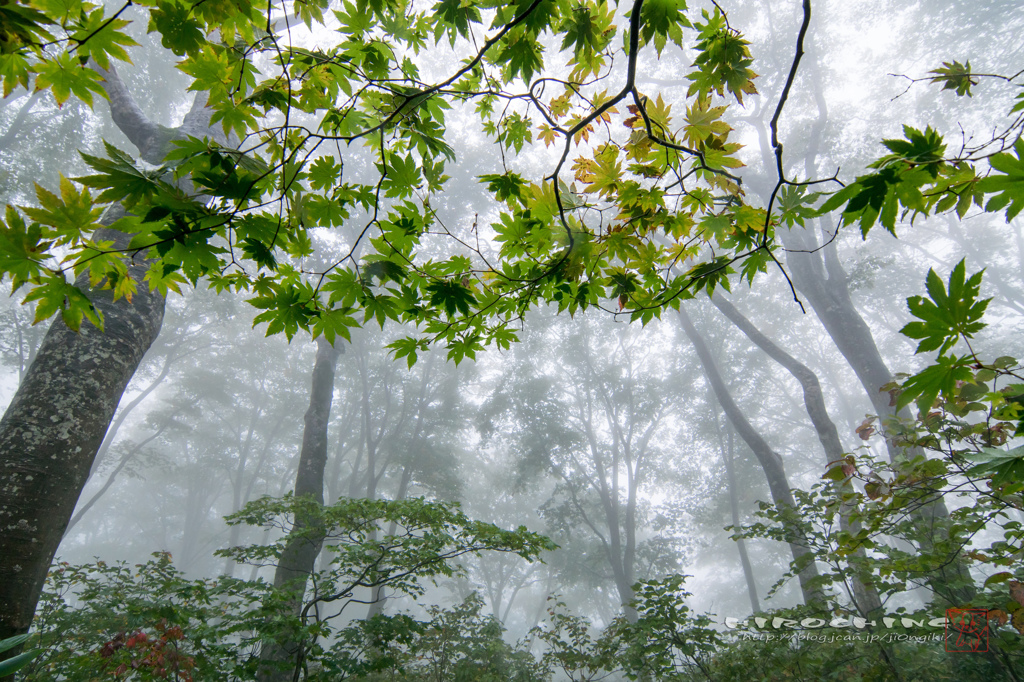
[1,0,1022,679]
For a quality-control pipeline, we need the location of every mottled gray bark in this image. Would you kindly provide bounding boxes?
[711,293,883,616]
[678,307,825,605]
[0,63,230,659]
[0,207,165,651]
[258,337,340,682]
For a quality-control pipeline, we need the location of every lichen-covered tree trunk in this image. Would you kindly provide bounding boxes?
[0,213,165,648]
[678,307,825,605]
[258,337,340,682]
[0,64,230,664]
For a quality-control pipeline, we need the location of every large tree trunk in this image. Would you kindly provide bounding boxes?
[258,337,340,682]
[678,307,825,605]
[0,208,165,649]
[711,293,883,616]
[0,64,231,665]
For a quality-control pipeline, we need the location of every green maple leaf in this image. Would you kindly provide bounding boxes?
[818,167,904,235]
[71,10,139,70]
[149,1,206,57]
[362,256,407,285]
[878,125,946,177]
[210,101,258,140]
[499,112,533,153]
[639,0,689,56]
[928,60,977,97]
[687,10,758,104]
[250,282,316,340]
[387,336,428,368]
[23,271,102,331]
[900,260,989,355]
[494,32,543,84]
[33,52,107,107]
[963,446,1024,486]
[311,308,357,344]
[776,185,817,227]
[582,144,621,197]
[0,205,50,290]
[0,52,32,97]
[322,269,363,307]
[977,137,1024,221]
[362,291,400,327]
[70,240,135,302]
[306,195,350,228]
[143,261,187,297]
[23,175,103,243]
[179,45,231,95]
[77,141,165,208]
[433,0,481,43]
[426,279,475,318]
[896,354,973,413]
[481,172,527,204]
[306,156,340,191]
[381,153,421,198]
[682,96,730,149]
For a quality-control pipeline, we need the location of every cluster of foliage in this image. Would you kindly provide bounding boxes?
[1,0,793,363]
[323,594,546,681]
[18,495,552,680]
[535,574,723,680]
[23,547,742,682]
[727,261,1024,678]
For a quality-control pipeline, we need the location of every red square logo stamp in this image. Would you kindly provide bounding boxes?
[945,608,989,652]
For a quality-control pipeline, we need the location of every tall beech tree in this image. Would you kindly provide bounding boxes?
[711,292,883,616]
[259,337,341,682]
[677,306,825,606]
[0,63,232,645]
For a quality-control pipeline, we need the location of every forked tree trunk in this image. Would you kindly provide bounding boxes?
[678,307,825,605]
[711,293,883,616]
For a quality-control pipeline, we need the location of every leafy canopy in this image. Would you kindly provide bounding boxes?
[1,0,802,361]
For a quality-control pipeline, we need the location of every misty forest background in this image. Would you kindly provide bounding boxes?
[1,0,1023,680]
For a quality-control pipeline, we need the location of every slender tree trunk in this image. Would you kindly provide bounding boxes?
[84,351,175,480]
[711,293,883,616]
[678,307,825,605]
[720,425,761,613]
[224,412,288,577]
[63,423,170,537]
[258,337,341,682]
[782,224,975,606]
[366,459,415,619]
